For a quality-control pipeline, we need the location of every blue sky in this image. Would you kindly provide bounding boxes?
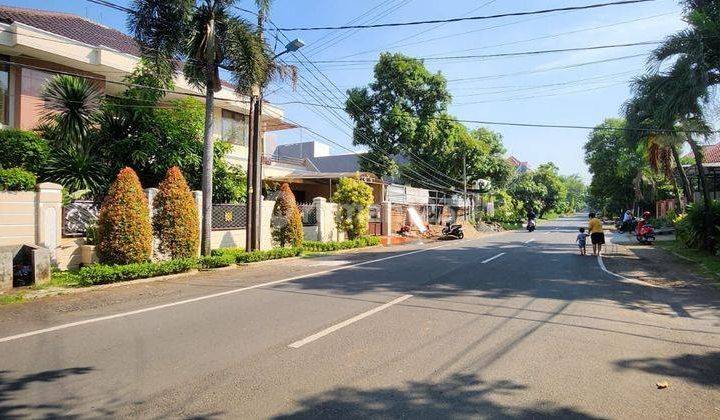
[6,0,691,181]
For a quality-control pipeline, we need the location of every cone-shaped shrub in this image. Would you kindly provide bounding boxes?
[271,183,304,247]
[97,167,152,264]
[153,166,200,259]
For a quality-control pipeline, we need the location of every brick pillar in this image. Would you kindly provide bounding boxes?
[35,182,63,263]
[192,191,203,253]
[381,201,391,236]
[314,197,327,242]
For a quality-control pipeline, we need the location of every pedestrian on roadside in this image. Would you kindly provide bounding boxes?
[576,227,589,255]
[588,212,604,256]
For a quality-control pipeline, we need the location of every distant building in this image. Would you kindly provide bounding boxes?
[507,156,530,173]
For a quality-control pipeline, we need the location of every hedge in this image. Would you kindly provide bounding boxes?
[302,236,381,252]
[72,237,381,286]
[78,258,196,286]
[197,254,235,269]
[0,167,37,191]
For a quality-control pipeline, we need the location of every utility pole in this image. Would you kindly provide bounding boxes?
[462,153,467,222]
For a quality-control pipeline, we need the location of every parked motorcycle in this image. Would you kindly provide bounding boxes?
[635,212,655,244]
[442,222,464,239]
[526,218,536,232]
[616,217,637,233]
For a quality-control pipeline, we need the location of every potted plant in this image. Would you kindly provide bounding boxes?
[80,223,99,266]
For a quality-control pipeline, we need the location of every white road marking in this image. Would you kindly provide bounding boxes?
[524,238,535,245]
[596,254,662,288]
[288,294,413,349]
[0,244,451,345]
[481,252,506,264]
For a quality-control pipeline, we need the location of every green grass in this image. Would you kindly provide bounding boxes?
[656,240,720,284]
[0,292,25,305]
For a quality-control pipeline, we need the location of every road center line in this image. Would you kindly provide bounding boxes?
[0,244,451,345]
[481,252,506,264]
[288,294,413,349]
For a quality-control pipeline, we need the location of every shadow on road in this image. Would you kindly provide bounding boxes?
[0,367,94,418]
[273,373,604,419]
[615,351,720,388]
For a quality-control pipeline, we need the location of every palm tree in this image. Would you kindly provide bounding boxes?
[39,75,108,195]
[623,75,694,209]
[40,75,101,147]
[129,0,276,255]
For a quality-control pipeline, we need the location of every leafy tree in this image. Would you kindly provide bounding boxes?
[212,141,247,203]
[345,53,510,189]
[153,166,200,259]
[333,177,374,239]
[0,129,49,174]
[271,183,303,247]
[507,172,547,215]
[97,167,153,264]
[560,174,587,213]
[129,0,284,255]
[532,163,567,216]
[584,119,643,215]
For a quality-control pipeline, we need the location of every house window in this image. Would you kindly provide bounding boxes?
[221,109,249,146]
[0,65,9,126]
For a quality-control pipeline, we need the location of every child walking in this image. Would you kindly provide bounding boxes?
[576,227,589,255]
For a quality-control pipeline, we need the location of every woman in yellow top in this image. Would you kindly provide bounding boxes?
[588,212,604,255]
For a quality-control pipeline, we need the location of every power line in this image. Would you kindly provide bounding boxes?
[287,40,660,65]
[275,0,655,31]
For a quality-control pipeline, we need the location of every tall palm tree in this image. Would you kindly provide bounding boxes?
[623,75,694,208]
[129,0,275,255]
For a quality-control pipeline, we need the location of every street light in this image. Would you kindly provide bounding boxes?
[274,38,305,59]
[246,38,305,251]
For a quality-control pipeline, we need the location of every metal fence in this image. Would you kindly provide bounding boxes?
[298,202,317,226]
[212,204,247,230]
[62,200,99,237]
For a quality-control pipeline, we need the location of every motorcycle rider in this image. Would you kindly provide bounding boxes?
[621,210,634,232]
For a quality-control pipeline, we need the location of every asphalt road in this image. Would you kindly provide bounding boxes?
[1,215,718,419]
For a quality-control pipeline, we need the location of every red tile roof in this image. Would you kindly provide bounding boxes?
[683,143,720,163]
[0,5,140,56]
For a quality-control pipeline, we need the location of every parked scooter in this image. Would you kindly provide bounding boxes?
[442,222,464,239]
[616,217,637,233]
[635,211,656,244]
[526,218,536,232]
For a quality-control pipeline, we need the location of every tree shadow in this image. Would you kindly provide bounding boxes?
[614,351,720,388]
[0,367,94,418]
[274,373,604,419]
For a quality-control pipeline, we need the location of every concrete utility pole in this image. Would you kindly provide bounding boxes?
[462,153,467,221]
[245,18,304,251]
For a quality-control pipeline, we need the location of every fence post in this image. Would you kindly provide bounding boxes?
[381,200,391,236]
[36,182,63,263]
[192,191,203,253]
[314,197,327,242]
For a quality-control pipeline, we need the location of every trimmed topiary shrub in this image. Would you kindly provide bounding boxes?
[0,168,37,191]
[332,177,374,239]
[153,166,199,259]
[97,167,152,264]
[271,183,304,247]
[0,129,49,174]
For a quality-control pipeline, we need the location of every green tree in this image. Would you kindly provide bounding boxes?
[271,183,303,247]
[129,0,277,255]
[507,172,547,215]
[584,119,643,215]
[532,163,567,217]
[153,166,200,259]
[333,177,374,239]
[560,174,587,213]
[345,53,510,189]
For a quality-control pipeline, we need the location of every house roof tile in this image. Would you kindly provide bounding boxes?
[683,143,720,164]
[0,5,140,56]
